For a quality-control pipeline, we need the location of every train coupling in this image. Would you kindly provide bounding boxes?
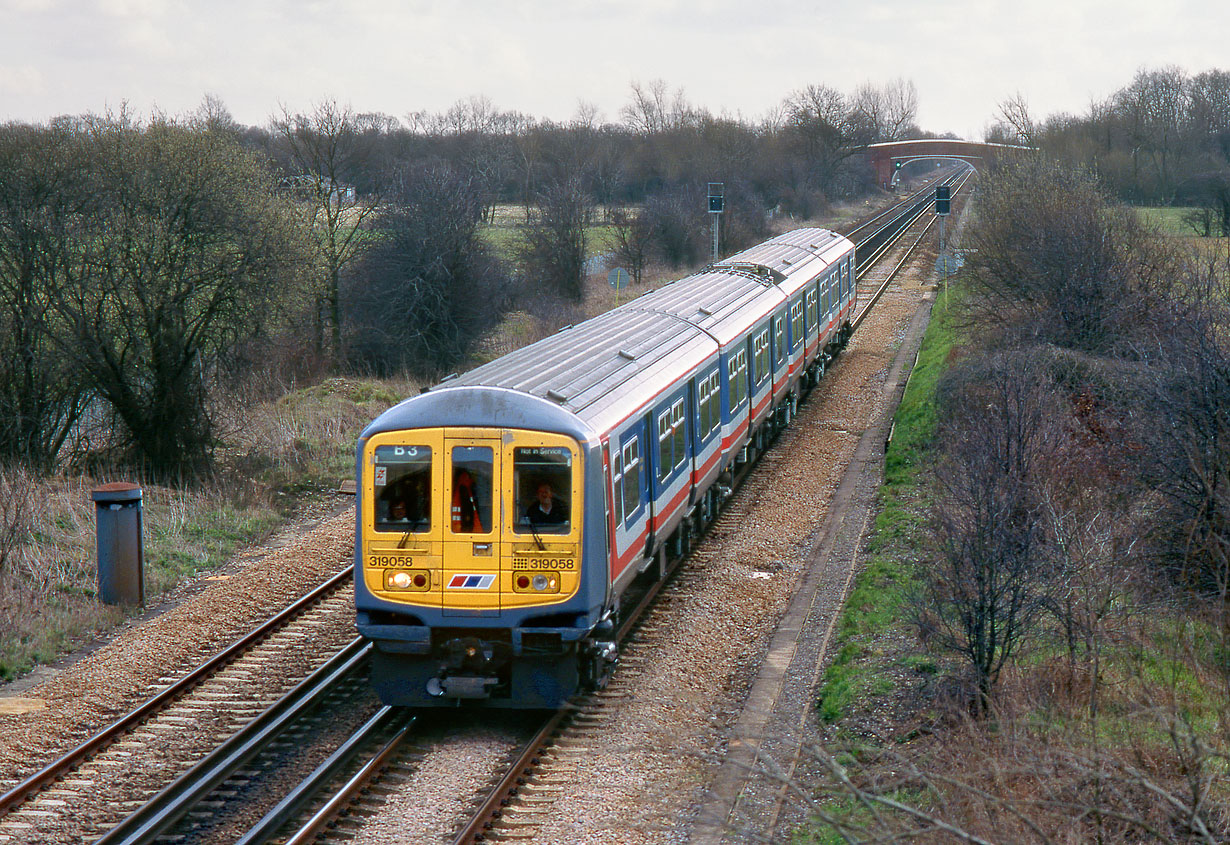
[426,674,500,698]
[426,636,504,699]
[581,637,618,690]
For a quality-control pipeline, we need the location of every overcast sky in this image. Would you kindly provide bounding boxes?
[2,0,1227,140]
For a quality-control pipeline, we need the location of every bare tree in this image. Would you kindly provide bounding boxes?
[271,99,380,365]
[996,92,1038,146]
[921,355,1057,713]
[620,79,702,134]
[782,84,862,200]
[520,176,590,302]
[344,164,508,376]
[1115,66,1191,200]
[0,123,92,469]
[852,78,919,142]
[608,208,652,286]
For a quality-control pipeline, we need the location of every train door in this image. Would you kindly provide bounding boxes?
[610,420,650,581]
[443,431,502,612]
[772,312,787,399]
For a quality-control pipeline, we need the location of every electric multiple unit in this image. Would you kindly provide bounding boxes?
[354,227,857,708]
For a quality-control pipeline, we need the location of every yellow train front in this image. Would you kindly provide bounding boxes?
[355,387,617,709]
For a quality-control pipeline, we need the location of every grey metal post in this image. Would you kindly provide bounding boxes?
[93,482,144,606]
[707,182,724,261]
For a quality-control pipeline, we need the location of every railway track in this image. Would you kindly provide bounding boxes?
[433,177,965,844]
[0,570,358,843]
[0,177,962,845]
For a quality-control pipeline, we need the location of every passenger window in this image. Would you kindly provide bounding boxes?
[450,446,492,534]
[728,349,748,409]
[513,446,572,534]
[374,445,431,532]
[622,438,640,520]
[671,400,686,468]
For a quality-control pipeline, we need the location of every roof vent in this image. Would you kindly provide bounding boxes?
[698,306,713,317]
[618,349,637,360]
[546,389,568,403]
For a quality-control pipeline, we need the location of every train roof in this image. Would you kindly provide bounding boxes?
[369,228,852,442]
[715,228,852,293]
[444,306,715,435]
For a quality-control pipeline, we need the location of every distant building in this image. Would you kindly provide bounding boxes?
[278,174,356,204]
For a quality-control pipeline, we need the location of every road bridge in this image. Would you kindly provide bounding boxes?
[864,139,1033,188]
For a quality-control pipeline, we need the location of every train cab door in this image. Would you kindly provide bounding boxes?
[443,430,502,613]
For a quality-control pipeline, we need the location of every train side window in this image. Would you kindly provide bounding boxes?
[621,438,640,520]
[698,370,720,439]
[728,348,748,410]
[612,447,625,524]
[513,446,572,534]
[373,445,432,532]
[791,299,804,345]
[774,317,785,366]
[657,411,671,480]
[806,287,817,330]
[671,399,685,468]
[698,375,712,438]
[450,446,492,534]
[842,261,850,298]
[753,329,770,384]
[657,399,686,480]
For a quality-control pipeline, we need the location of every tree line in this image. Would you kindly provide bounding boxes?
[990,65,1230,232]
[0,80,922,480]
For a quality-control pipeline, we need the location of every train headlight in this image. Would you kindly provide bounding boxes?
[513,571,560,594]
[384,569,431,591]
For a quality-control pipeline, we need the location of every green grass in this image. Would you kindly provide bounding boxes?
[814,285,968,726]
[1136,206,1201,236]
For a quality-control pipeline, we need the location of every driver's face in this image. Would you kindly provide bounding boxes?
[537,485,552,506]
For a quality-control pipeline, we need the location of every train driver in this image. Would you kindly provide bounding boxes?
[525,482,567,529]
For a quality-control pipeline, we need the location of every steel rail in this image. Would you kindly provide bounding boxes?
[235,705,415,845]
[0,565,354,818]
[452,507,712,845]
[95,637,371,845]
[852,168,972,332]
[449,172,975,844]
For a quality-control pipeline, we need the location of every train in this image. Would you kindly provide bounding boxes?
[353,227,857,708]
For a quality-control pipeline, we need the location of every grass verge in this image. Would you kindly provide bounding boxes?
[0,376,415,682]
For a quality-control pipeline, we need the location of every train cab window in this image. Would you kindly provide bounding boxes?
[450,446,492,534]
[374,445,432,532]
[513,446,572,534]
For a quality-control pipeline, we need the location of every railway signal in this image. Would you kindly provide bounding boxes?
[708,182,724,261]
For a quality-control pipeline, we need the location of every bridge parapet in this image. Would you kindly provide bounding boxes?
[864,139,1033,188]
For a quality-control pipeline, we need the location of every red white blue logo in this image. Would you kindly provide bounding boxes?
[447,574,496,589]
